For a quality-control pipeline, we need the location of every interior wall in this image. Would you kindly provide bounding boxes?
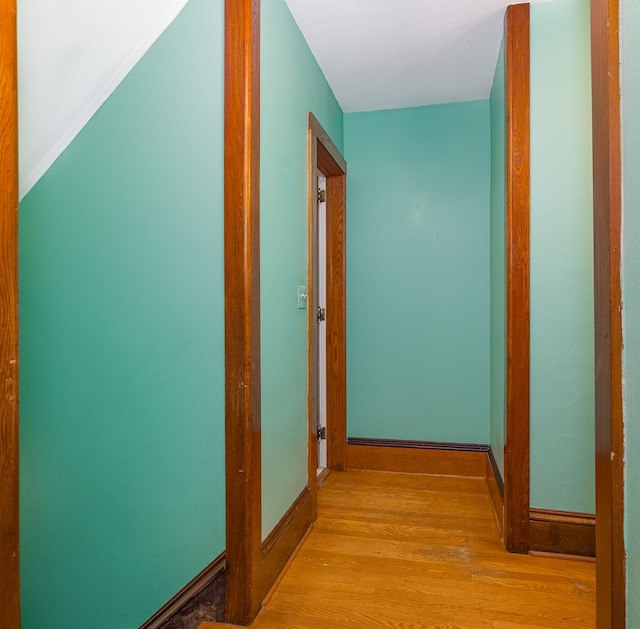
[489,39,507,479]
[344,100,491,445]
[529,0,595,513]
[260,0,343,537]
[17,0,189,198]
[19,1,225,627]
[622,0,640,621]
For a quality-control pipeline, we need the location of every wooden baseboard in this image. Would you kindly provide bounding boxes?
[260,486,313,600]
[485,450,504,537]
[346,438,488,477]
[262,524,313,608]
[141,488,312,628]
[529,508,596,557]
[139,553,226,629]
[487,447,504,497]
[317,467,331,489]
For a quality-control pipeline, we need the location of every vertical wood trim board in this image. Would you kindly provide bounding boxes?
[309,114,347,474]
[325,174,347,471]
[224,13,322,623]
[590,0,626,625]
[504,3,531,555]
[0,0,20,626]
[224,0,263,623]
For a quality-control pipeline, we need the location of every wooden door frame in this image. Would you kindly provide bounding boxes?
[503,2,531,555]
[307,113,347,518]
[0,0,20,626]
[590,0,625,625]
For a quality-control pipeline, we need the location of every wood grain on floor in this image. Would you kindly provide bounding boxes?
[201,470,595,629]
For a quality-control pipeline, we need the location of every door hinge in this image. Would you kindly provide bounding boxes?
[317,188,326,204]
[317,426,327,440]
[317,306,326,322]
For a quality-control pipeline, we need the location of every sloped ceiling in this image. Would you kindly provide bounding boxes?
[284,0,553,112]
[17,0,190,198]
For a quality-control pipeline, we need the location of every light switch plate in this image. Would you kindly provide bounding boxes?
[297,285,308,309]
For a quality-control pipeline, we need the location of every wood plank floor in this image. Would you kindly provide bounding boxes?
[203,470,595,629]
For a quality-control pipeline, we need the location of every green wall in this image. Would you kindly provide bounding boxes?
[19,1,225,627]
[529,0,594,513]
[489,40,506,479]
[622,0,640,621]
[344,101,490,444]
[260,0,343,537]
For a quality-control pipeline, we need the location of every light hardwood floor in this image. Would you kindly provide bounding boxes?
[203,470,595,629]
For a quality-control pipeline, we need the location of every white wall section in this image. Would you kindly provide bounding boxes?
[17,0,189,198]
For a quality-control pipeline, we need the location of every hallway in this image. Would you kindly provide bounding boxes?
[204,470,595,629]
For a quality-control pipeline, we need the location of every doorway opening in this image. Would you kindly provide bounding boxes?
[316,174,328,474]
[306,113,347,517]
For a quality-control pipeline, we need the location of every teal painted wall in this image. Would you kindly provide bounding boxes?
[622,0,640,622]
[489,40,506,478]
[260,0,343,537]
[529,0,594,513]
[19,1,225,627]
[344,101,491,444]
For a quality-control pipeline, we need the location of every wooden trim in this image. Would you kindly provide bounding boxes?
[325,173,347,472]
[346,440,487,477]
[259,487,312,599]
[529,509,596,558]
[308,113,347,477]
[504,3,531,555]
[530,508,596,527]
[261,524,313,609]
[139,554,226,629]
[307,119,320,520]
[486,453,504,537]
[316,467,331,489]
[348,437,489,453]
[487,447,504,498]
[590,0,626,624]
[529,550,596,563]
[0,0,20,627]
[224,0,262,623]
[309,113,347,175]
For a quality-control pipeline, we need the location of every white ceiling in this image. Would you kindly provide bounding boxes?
[284,0,553,113]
